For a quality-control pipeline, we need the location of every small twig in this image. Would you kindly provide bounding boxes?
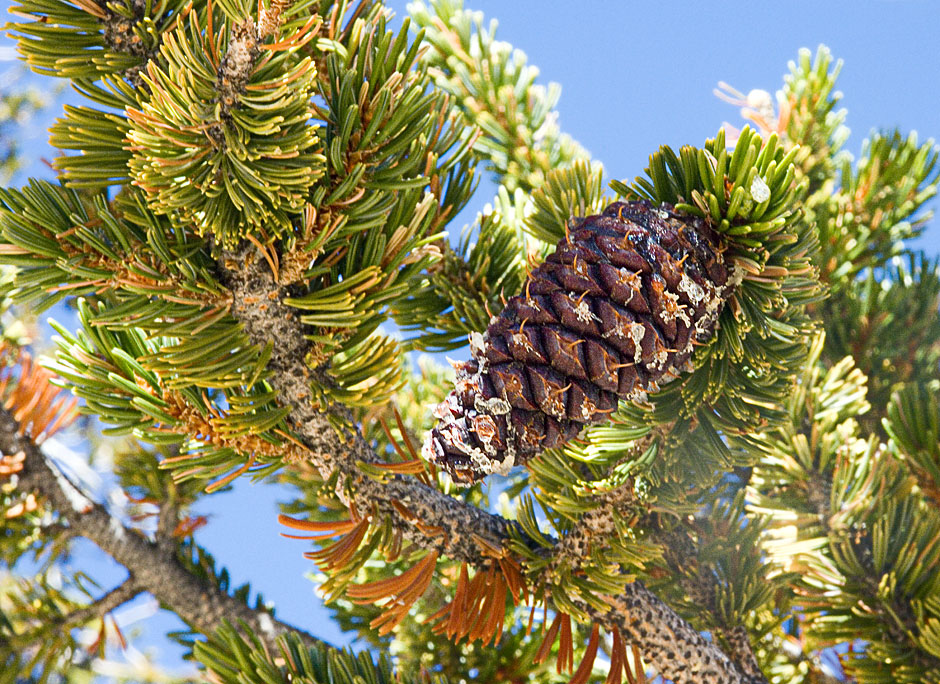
[155,495,180,552]
[64,577,142,629]
[39,520,75,543]
[154,468,180,553]
[13,577,142,654]
[1,408,326,653]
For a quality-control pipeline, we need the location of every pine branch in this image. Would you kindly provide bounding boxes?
[1,407,324,653]
[219,244,768,684]
[579,585,767,684]
[218,245,517,564]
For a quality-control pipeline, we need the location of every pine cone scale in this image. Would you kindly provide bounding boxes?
[424,200,735,482]
[584,338,621,393]
[542,325,587,377]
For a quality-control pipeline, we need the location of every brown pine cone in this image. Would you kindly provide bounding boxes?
[423,200,738,483]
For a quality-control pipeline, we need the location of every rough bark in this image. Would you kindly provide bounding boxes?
[1,408,323,653]
[720,626,766,682]
[582,585,768,684]
[218,246,518,565]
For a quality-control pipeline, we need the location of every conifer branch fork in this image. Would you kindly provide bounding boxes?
[0,407,324,654]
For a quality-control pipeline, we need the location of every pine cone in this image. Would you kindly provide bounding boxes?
[423,200,737,483]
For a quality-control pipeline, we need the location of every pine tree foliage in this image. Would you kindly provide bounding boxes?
[822,255,940,432]
[408,0,588,195]
[0,0,939,680]
[196,620,451,684]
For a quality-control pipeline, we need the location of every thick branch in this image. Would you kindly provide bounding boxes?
[219,246,766,684]
[582,585,767,684]
[219,246,516,565]
[1,408,323,653]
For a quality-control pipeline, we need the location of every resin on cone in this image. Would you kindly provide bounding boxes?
[423,200,738,483]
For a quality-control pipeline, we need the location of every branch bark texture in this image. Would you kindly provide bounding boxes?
[219,247,517,565]
[585,588,766,684]
[0,407,323,653]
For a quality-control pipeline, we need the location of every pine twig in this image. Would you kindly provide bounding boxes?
[60,577,142,631]
[155,446,182,554]
[1,407,325,653]
[219,245,518,566]
[12,578,142,654]
[219,246,768,684]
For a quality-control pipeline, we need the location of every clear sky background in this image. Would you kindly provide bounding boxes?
[2,0,940,677]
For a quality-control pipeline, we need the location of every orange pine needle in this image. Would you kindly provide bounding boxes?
[204,456,255,493]
[526,596,538,636]
[158,451,202,465]
[384,528,403,562]
[628,644,647,684]
[371,458,427,475]
[392,406,421,462]
[390,499,417,521]
[205,0,218,67]
[110,615,128,650]
[415,521,447,539]
[273,428,308,451]
[379,416,411,462]
[607,627,626,684]
[534,612,564,665]
[480,571,507,645]
[0,351,78,444]
[305,517,370,572]
[557,614,574,674]
[348,551,439,635]
[347,551,438,602]
[428,588,459,633]
[462,571,490,641]
[278,515,357,535]
[264,15,321,51]
[569,623,600,684]
[428,562,510,646]
[88,621,106,658]
[173,515,209,538]
[497,555,527,604]
[461,569,491,640]
[246,234,279,282]
[471,532,505,559]
[441,563,471,637]
[48,279,107,293]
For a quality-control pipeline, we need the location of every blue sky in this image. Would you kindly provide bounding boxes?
[3,0,940,676]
